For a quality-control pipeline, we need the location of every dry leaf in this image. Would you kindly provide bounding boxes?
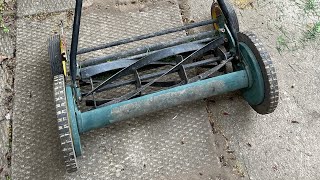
[233,0,254,9]
[0,55,9,63]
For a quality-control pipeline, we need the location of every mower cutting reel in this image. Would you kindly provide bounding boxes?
[48,0,279,173]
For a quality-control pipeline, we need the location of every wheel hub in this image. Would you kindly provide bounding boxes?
[239,42,265,106]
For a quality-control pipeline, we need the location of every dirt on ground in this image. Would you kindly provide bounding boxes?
[208,0,320,179]
[0,0,16,179]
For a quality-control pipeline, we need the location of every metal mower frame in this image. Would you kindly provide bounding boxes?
[49,0,279,173]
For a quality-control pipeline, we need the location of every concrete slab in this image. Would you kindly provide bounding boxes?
[17,0,73,17]
[12,1,239,179]
[177,0,213,33]
[185,0,212,23]
[17,0,93,17]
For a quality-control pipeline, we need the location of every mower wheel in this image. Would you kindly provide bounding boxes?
[53,74,78,173]
[212,0,240,33]
[48,34,64,77]
[238,32,279,114]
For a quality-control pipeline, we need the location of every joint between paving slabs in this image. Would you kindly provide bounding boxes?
[205,99,248,178]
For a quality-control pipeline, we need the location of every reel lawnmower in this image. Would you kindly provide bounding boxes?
[49,0,279,173]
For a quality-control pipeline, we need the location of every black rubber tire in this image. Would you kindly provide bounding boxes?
[216,0,240,33]
[48,34,64,77]
[238,32,279,114]
[53,74,78,173]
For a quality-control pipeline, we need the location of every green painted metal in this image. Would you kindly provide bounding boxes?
[224,24,236,51]
[66,86,82,156]
[239,42,265,105]
[77,70,249,133]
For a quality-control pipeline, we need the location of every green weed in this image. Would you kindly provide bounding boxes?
[0,0,9,33]
[304,0,317,12]
[5,175,11,180]
[302,21,320,41]
[276,35,289,53]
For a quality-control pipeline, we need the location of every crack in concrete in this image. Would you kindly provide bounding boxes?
[205,99,247,179]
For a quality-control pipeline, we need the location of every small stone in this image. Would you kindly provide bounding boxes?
[5,113,10,120]
[223,112,230,116]
[209,99,216,103]
[226,149,235,153]
[272,165,278,171]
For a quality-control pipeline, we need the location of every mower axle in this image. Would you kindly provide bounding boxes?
[74,70,249,133]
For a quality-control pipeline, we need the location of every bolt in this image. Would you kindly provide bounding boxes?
[220,28,226,33]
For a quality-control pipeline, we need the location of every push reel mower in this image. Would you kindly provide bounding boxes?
[49,0,279,172]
